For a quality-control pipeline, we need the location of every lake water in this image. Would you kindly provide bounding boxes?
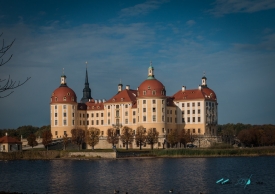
[1,157,275,194]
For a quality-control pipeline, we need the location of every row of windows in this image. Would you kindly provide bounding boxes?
[182,102,200,107]
[54,120,74,125]
[54,105,75,110]
[183,110,201,114]
[185,117,201,123]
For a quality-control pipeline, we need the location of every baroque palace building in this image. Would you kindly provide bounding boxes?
[50,63,218,149]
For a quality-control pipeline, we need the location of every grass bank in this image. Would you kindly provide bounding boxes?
[148,147,275,157]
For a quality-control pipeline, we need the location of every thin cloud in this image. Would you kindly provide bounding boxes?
[208,0,275,16]
[119,0,169,18]
[186,20,196,26]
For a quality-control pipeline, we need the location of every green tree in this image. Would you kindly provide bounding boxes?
[135,125,146,150]
[86,127,100,150]
[167,129,178,148]
[106,128,119,148]
[146,128,159,150]
[120,126,134,150]
[71,128,85,151]
[42,130,52,151]
[17,125,39,139]
[27,134,38,149]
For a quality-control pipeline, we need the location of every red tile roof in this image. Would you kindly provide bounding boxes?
[105,89,137,104]
[0,136,22,144]
[86,99,105,111]
[173,87,217,101]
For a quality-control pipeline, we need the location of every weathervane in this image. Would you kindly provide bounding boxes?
[86,61,88,68]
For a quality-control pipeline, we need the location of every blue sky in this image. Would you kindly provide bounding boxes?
[0,0,275,128]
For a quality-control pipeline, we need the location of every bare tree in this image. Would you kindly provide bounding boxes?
[0,33,30,98]
[135,125,146,150]
[71,128,85,151]
[179,129,191,148]
[107,128,119,148]
[27,133,38,150]
[146,128,159,150]
[63,134,69,150]
[42,130,52,151]
[167,129,179,148]
[86,127,100,150]
[120,126,134,150]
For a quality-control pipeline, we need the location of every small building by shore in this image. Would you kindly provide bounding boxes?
[0,133,22,152]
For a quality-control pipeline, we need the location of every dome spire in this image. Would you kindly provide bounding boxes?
[202,71,207,88]
[60,68,67,86]
[147,61,155,80]
[81,62,92,103]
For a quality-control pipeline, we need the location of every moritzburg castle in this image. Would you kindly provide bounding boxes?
[50,63,218,149]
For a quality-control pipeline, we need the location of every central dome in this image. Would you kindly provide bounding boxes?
[137,62,166,98]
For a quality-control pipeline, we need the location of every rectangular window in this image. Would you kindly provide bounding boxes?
[101,120,103,125]
[55,120,58,125]
[198,102,200,106]
[116,119,119,125]
[55,131,58,135]
[152,115,156,121]
[152,100,156,104]
[125,105,128,108]
[143,108,146,112]
[162,108,164,113]
[116,110,119,117]
[182,118,185,123]
[63,105,66,109]
[198,117,201,122]
[72,120,74,125]
[192,110,195,114]
[167,117,169,122]
[193,128,195,133]
[108,112,110,117]
[80,113,81,118]
[170,110,172,114]
[96,120,99,125]
[153,108,156,112]
[116,105,119,109]
[125,111,128,116]
[170,117,172,122]
[108,106,110,109]
[72,113,74,117]
[167,110,169,114]
[83,114,85,118]
[55,113,57,117]
[133,118,136,124]
[55,105,57,109]
[198,109,200,114]
[175,110,177,115]
[133,111,136,116]
[87,120,89,125]
[182,111,184,114]
[96,113,99,117]
[80,120,82,125]
[162,116,164,122]
[125,119,128,124]
[198,128,201,133]
[92,120,94,125]
[187,110,190,114]
[162,100,164,104]
[182,103,184,107]
[87,114,89,118]
[143,100,146,104]
[92,113,94,117]
[108,119,110,125]
[193,117,195,122]
[63,112,67,117]
[63,120,67,125]
[101,131,104,136]
[101,113,103,117]
[143,116,146,122]
[187,117,190,123]
[187,103,190,107]
[162,128,165,133]
[175,118,177,123]
[192,103,195,107]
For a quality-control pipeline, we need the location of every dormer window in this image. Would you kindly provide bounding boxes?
[67,92,70,96]
[148,86,151,90]
[92,106,94,109]
[121,98,124,101]
[55,97,58,101]
[152,90,156,95]
[71,97,74,101]
[113,98,115,102]
[63,97,66,101]
[143,91,146,95]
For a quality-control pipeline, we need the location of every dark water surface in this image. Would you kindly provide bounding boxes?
[1,157,275,194]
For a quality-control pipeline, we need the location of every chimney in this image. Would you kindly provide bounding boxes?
[5,132,8,136]
[126,85,130,90]
[198,85,201,90]
[182,86,186,92]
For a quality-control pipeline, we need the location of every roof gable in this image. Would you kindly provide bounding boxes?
[0,136,22,144]
[105,89,137,104]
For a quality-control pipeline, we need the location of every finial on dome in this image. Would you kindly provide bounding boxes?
[86,61,88,69]
[147,61,155,80]
[60,68,67,86]
[202,71,207,87]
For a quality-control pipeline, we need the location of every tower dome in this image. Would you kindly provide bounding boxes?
[137,62,166,98]
[50,74,77,104]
